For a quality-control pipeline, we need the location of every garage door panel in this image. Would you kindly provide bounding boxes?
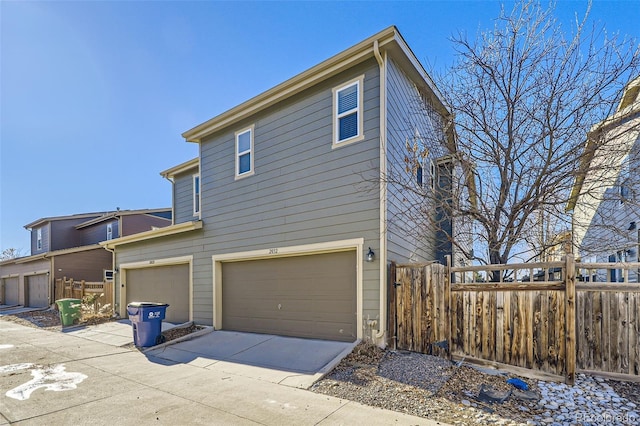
[222,251,356,342]
[27,275,48,307]
[126,264,189,324]
[3,277,19,305]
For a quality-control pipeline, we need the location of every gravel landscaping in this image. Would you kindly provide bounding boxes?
[311,342,640,425]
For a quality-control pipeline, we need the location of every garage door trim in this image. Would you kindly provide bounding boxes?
[119,255,193,320]
[212,238,364,340]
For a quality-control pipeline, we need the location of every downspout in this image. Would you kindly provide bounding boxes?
[373,40,387,345]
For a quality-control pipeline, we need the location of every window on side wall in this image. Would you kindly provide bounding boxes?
[430,160,436,190]
[333,76,364,147]
[235,126,254,179]
[36,228,42,250]
[106,223,113,240]
[193,174,201,216]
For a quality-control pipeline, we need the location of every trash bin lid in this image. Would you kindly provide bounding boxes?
[127,302,169,308]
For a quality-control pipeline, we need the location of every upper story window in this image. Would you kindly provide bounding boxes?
[333,76,364,147]
[620,155,631,204]
[235,125,254,179]
[193,174,201,216]
[430,160,436,190]
[36,228,42,250]
[106,223,113,240]
[416,164,423,187]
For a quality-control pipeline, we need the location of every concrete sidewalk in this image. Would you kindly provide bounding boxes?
[0,320,446,425]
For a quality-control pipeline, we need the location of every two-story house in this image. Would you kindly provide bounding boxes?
[0,209,171,307]
[102,27,458,345]
[568,75,640,282]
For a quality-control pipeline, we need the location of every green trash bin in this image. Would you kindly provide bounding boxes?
[55,298,82,326]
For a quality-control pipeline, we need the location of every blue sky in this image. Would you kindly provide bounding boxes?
[1,0,638,253]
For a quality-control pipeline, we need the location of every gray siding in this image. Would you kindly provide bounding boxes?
[121,214,171,236]
[173,171,198,224]
[50,217,100,251]
[195,59,382,323]
[385,58,447,264]
[31,224,50,255]
[81,220,119,245]
[113,231,204,315]
[53,248,112,282]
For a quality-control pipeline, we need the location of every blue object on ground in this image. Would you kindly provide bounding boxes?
[507,378,529,390]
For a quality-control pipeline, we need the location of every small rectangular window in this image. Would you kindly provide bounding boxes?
[333,76,364,146]
[235,126,254,178]
[430,160,436,190]
[106,223,113,240]
[416,164,423,186]
[193,174,201,216]
[36,228,42,250]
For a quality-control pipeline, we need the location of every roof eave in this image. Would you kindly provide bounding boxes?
[181,26,400,143]
[160,158,200,179]
[100,220,203,249]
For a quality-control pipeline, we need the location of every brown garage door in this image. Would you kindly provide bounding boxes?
[222,251,357,342]
[3,277,19,305]
[126,264,189,324]
[26,274,49,307]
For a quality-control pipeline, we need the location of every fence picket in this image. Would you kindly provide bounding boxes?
[392,258,639,383]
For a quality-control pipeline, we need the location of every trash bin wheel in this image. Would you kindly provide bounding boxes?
[155,334,166,345]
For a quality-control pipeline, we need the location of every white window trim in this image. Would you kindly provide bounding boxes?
[235,125,255,179]
[106,223,113,240]
[332,75,365,148]
[36,228,42,250]
[193,173,201,217]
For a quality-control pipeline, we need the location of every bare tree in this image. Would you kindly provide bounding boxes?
[423,0,640,265]
[0,247,25,261]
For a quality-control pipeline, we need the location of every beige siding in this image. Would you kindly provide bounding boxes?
[0,259,51,306]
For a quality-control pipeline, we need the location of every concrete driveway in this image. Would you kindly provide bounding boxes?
[145,331,357,388]
[60,320,357,388]
[0,319,443,425]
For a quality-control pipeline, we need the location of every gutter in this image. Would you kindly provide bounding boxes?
[373,40,388,345]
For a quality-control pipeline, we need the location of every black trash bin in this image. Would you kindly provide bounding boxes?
[127,302,169,347]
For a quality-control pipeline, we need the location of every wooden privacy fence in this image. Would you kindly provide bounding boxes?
[389,256,640,384]
[54,277,114,312]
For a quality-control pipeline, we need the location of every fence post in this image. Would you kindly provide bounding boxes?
[445,255,452,359]
[565,254,576,385]
[388,261,397,349]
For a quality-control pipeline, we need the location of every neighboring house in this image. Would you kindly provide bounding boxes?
[568,75,640,281]
[0,209,171,307]
[102,26,459,344]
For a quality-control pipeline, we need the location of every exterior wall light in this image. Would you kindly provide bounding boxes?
[366,247,375,262]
